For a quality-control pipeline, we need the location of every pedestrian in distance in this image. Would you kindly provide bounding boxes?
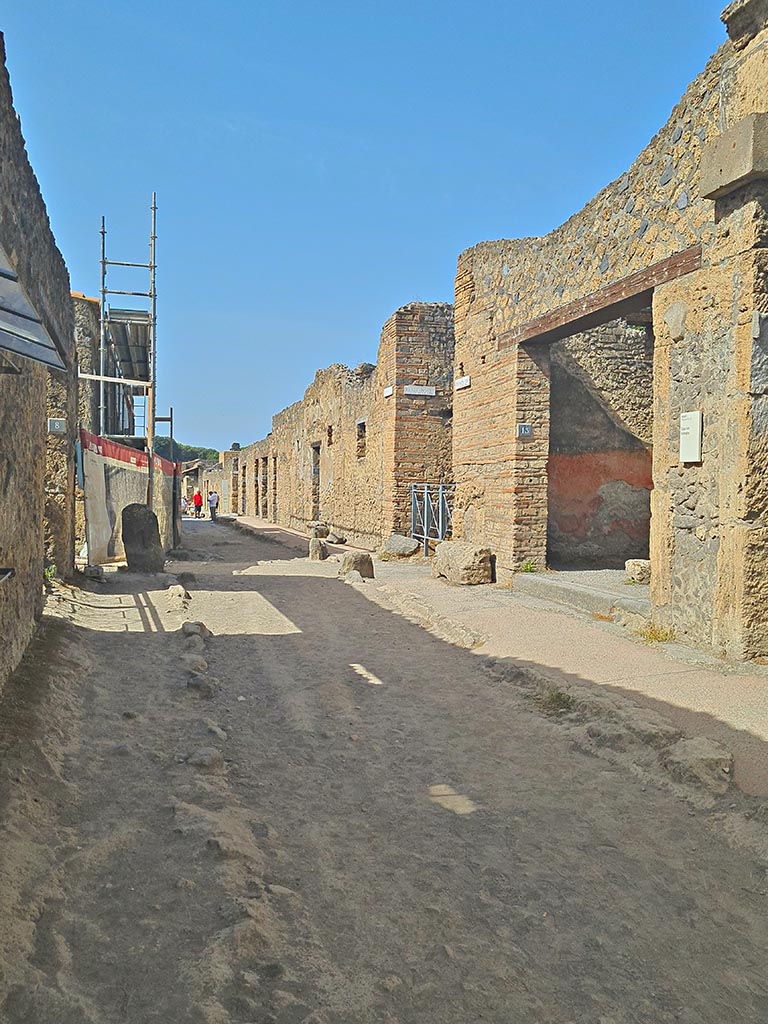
[208,489,220,522]
[180,495,188,516]
[192,489,203,518]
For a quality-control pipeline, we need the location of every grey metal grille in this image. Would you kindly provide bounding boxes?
[411,484,455,555]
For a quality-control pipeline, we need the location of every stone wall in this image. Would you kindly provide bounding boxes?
[203,304,454,549]
[452,31,727,570]
[0,32,75,693]
[74,294,100,432]
[0,365,48,692]
[548,323,653,568]
[451,1,768,655]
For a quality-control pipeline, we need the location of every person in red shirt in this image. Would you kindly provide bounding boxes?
[192,489,203,518]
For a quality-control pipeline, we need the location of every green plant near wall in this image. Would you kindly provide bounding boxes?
[518,559,538,573]
[43,563,57,582]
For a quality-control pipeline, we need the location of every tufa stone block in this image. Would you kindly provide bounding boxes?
[380,534,421,558]
[122,503,165,573]
[700,113,768,200]
[308,537,328,561]
[625,558,651,584]
[339,551,374,579]
[432,542,492,585]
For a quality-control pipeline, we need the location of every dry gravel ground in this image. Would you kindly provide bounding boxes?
[1,519,768,1023]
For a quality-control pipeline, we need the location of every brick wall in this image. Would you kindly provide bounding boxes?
[203,304,454,550]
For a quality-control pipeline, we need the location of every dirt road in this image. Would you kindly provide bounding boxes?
[2,520,767,1023]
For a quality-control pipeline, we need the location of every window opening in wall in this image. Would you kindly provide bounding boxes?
[311,444,321,519]
[356,420,367,458]
[327,425,333,446]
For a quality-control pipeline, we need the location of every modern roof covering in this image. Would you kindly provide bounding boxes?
[0,241,68,370]
[106,307,151,385]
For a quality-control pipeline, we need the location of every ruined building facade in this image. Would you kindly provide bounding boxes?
[449,0,768,657]
[203,303,454,549]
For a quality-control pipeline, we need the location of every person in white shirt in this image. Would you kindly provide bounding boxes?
[207,489,220,522]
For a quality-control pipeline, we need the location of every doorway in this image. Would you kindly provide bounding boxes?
[547,321,653,569]
[311,444,321,520]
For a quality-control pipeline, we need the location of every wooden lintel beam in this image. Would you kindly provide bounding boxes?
[497,245,702,349]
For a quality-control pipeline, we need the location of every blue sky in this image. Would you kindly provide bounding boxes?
[4,1,724,450]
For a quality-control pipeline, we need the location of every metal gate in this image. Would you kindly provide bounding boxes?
[411,484,455,555]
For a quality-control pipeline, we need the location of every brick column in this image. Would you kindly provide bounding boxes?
[506,342,551,569]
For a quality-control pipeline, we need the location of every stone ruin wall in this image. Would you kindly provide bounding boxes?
[452,29,729,570]
[452,0,768,655]
[387,303,454,534]
[0,33,75,693]
[72,294,102,558]
[204,304,455,550]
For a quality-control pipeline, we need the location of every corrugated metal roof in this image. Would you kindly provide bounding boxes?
[106,307,150,385]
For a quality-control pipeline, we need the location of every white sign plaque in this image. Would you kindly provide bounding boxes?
[403,384,436,397]
[383,385,393,398]
[679,411,703,462]
[454,375,471,391]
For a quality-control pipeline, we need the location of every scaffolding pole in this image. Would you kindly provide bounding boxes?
[99,218,107,436]
[147,193,158,510]
[98,195,158,508]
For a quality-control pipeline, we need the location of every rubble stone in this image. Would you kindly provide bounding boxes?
[308,538,328,561]
[339,551,374,579]
[187,747,224,770]
[626,559,651,584]
[661,736,734,794]
[432,542,492,585]
[380,534,420,559]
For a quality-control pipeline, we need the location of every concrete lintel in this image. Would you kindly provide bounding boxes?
[700,113,768,200]
[721,0,768,49]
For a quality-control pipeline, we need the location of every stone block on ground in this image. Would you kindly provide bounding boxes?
[187,675,218,698]
[308,521,330,538]
[344,570,365,585]
[432,542,492,585]
[308,538,329,561]
[660,736,733,794]
[327,531,347,544]
[380,534,420,559]
[626,558,651,584]
[180,653,208,674]
[339,551,374,579]
[122,503,165,573]
[187,747,223,770]
[181,620,211,638]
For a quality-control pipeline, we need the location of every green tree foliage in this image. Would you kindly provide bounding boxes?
[153,438,219,463]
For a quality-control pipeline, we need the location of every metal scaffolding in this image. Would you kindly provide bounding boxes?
[87,194,158,504]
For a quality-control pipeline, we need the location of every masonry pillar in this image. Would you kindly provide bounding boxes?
[651,112,768,656]
[506,342,551,569]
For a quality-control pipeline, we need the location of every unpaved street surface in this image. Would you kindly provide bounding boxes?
[2,520,768,1023]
